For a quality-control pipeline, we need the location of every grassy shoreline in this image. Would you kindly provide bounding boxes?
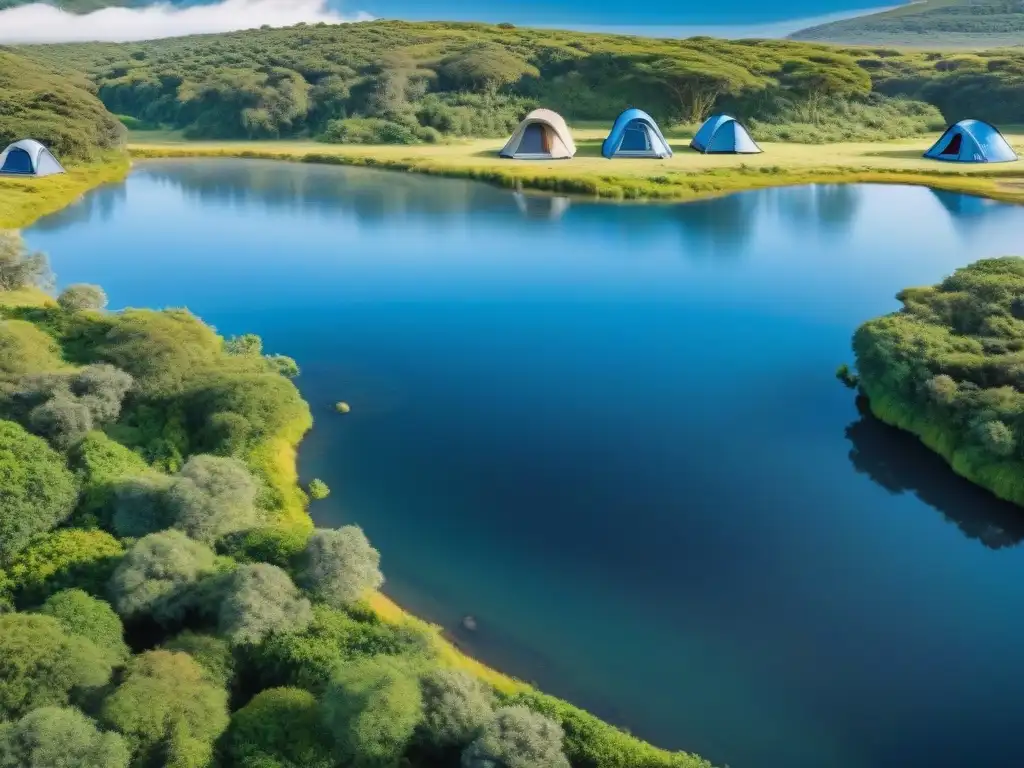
[127,128,1024,204]
[0,154,130,230]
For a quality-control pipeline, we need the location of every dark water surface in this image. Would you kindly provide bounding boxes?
[24,159,1024,768]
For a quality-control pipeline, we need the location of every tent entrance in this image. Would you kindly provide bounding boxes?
[940,133,962,157]
[619,123,652,153]
[519,123,551,155]
[1,148,32,174]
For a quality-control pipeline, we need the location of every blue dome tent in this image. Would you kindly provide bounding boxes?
[601,108,672,159]
[690,114,761,154]
[924,119,1017,163]
[0,139,66,177]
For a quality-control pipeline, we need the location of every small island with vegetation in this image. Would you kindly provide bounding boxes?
[853,257,1024,507]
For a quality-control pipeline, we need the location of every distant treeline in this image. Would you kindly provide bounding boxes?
[19,21,1023,146]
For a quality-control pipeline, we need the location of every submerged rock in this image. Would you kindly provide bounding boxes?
[461,615,478,632]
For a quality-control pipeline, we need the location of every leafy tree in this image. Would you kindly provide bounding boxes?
[0,613,113,720]
[58,284,108,313]
[111,474,174,538]
[0,420,79,562]
[225,333,263,356]
[307,478,330,500]
[225,687,333,768]
[0,706,130,768]
[99,650,229,767]
[296,526,384,608]
[322,655,424,768]
[70,432,152,525]
[165,453,258,543]
[162,631,235,688]
[4,529,123,605]
[39,589,129,664]
[29,392,94,449]
[0,320,64,380]
[420,669,494,748]
[70,365,134,424]
[976,419,1015,457]
[462,706,570,768]
[217,563,312,645]
[247,604,433,694]
[0,232,52,292]
[107,530,218,624]
[438,45,539,92]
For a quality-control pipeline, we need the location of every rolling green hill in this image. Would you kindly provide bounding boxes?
[0,47,125,159]
[18,21,1024,147]
[790,0,1024,48]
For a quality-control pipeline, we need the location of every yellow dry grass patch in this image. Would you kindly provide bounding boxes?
[0,155,130,230]
[367,591,530,695]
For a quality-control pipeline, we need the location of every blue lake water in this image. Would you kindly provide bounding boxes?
[24,159,1024,768]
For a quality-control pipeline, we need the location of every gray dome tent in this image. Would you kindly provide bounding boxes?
[0,139,66,177]
[500,109,576,160]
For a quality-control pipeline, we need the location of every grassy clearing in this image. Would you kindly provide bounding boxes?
[0,154,130,230]
[129,127,1024,204]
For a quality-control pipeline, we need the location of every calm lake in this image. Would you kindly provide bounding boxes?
[24,159,1024,768]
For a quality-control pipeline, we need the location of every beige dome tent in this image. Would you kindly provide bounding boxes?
[500,109,576,160]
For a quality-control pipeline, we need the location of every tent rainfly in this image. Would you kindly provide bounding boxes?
[924,119,1017,163]
[0,139,66,177]
[690,115,761,155]
[500,109,576,160]
[602,108,672,159]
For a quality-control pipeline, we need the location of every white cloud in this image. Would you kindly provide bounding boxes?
[0,0,373,44]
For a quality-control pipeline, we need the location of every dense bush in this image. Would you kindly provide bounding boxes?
[0,613,113,720]
[107,530,218,624]
[39,589,129,664]
[296,526,384,609]
[0,420,79,562]
[161,631,235,688]
[0,706,130,768]
[224,687,333,768]
[462,706,569,768]
[322,655,424,768]
[99,650,229,766]
[0,233,52,294]
[854,257,1024,507]
[216,563,312,644]
[4,529,123,606]
[58,285,108,313]
[420,669,494,748]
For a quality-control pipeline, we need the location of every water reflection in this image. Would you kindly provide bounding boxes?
[135,159,565,226]
[845,396,1024,549]
[31,182,127,232]
[930,189,1017,238]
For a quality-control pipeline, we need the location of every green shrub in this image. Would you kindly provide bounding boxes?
[225,687,333,768]
[307,478,330,500]
[318,117,420,145]
[0,613,113,720]
[39,589,129,664]
[5,529,123,606]
[0,706,130,768]
[162,631,235,688]
[0,420,79,562]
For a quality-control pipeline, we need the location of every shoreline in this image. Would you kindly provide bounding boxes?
[126,140,1024,206]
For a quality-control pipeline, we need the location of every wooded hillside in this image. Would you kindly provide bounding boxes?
[21,21,1023,146]
[0,48,125,160]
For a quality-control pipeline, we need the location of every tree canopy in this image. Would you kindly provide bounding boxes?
[0,706,130,768]
[296,526,384,608]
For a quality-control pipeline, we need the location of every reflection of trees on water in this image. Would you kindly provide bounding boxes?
[765,184,862,235]
[845,396,1024,550]
[136,160,569,227]
[31,181,128,232]
[672,191,761,251]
